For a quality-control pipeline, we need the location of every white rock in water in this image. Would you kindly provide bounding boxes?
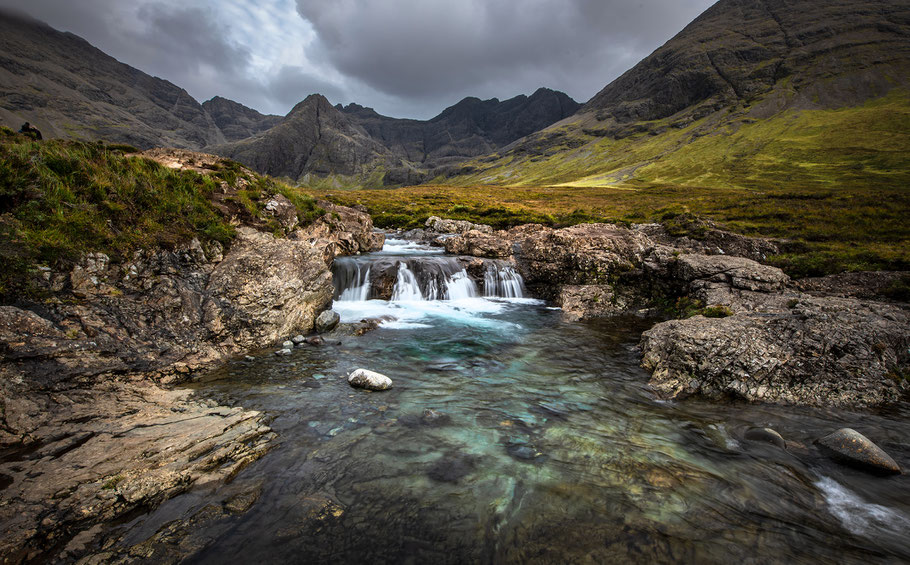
[275,348,292,356]
[347,368,393,391]
[291,335,306,344]
[282,340,294,348]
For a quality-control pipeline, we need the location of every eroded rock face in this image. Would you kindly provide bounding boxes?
[0,202,380,561]
[640,296,910,407]
[297,200,385,262]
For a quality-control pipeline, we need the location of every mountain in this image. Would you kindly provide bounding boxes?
[207,94,394,184]
[449,0,910,190]
[211,88,580,185]
[202,96,282,142]
[0,10,224,149]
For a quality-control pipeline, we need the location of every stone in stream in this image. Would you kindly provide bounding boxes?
[347,368,393,391]
[304,336,325,346]
[291,334,306,344]
[427,453,479,483]
[743,427,787,449]
[281,340,294,349]
[315,310,340,333]
[815,428,901,475]
[275,348,292,356]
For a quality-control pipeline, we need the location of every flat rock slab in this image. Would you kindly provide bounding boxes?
[815,428,901,475]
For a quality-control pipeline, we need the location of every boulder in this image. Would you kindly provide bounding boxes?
[347,369,393,391]
[743,427,786,449]
[425,216,493,235]
[641,295,910,407]
[443,230,512,258]
[315,310,340,333]
[262,194,299,231]
[815,428,901,475]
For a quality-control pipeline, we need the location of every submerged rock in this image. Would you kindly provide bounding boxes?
[427,453,479,483]
[743,427,787,449]
[291,334,306,344]
[315,310,341,333]
[347,368,393,391]
[815,428,901,475]
[304,336,325,346]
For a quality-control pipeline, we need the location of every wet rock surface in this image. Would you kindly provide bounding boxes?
[815,428,902,475]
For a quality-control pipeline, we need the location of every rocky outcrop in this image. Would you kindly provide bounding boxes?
[0,377,274,562]
[425,216,494,235]
[434,217,910,407]
[640,296,910,407]
[0,178,381,561]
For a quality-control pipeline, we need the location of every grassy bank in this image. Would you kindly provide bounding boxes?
[0,129,320,297]
[310,181,909,278]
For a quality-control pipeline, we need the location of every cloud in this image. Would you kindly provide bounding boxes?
[0,0,716,118]
[267,65,346,108]
[295,0,716,111]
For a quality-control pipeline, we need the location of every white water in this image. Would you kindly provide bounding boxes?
[815,476,910,537]
[333,237,539,330]
[337,264,371,302]
[391,262,423,301]
[484,263,525,298]
[379,238,444,255]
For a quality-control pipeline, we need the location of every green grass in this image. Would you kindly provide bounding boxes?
[450,89,910,192]
[0,130,322,297]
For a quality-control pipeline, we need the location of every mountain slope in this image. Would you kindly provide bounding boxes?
[202,96,282,142]
[211,89,580,186]
[448,0,910,190]
[208,94,394,184]
[0,10,224,149]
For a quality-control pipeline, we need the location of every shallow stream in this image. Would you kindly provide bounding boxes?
[118,238,910,563]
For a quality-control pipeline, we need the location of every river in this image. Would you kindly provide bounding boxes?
[113,238,910,564]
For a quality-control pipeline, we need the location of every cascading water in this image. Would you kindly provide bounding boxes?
[483,262,525,298]
[390,261,424,301]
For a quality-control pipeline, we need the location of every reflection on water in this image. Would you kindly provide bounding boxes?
[116,239,910,564]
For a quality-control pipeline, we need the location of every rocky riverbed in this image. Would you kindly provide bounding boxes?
[1,210,907,562]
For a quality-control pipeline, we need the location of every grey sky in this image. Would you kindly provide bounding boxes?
[0,0,716,119]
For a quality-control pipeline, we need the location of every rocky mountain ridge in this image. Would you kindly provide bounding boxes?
[209,88,581,185]
[449,0,910,189]
[0,9,579,186]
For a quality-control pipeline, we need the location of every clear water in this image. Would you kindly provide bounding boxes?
[117,239,910,564]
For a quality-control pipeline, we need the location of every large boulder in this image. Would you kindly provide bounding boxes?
[815,428,901,475]
[640,295,910,407]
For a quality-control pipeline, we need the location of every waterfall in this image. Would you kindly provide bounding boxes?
[445,270,479,300]
[333,253,523,302]
[391,262,423,301]
[333,259,372,301]
[484,263,525,298]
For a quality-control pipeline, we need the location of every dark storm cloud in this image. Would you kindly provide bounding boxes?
[0,0,716,118]
[295,0,716,111]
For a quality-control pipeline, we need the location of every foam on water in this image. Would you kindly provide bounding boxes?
[815,476,910,537]
[378,238,444,255]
